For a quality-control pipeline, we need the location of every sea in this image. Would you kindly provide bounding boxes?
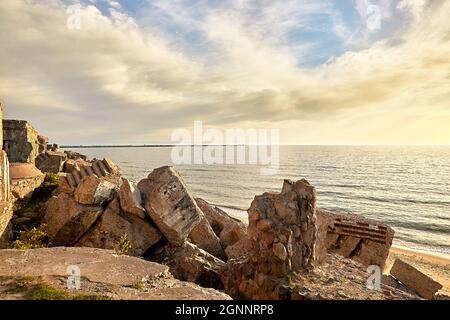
[65,146,450,255]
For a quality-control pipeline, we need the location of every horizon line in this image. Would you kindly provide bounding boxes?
[60,144,450,148]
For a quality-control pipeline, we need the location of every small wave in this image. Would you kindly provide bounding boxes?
[395,222,450,235]
[393,239,450,255]
[324,193,450,207]
[214,203,248,212]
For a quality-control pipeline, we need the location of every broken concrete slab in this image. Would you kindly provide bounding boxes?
[316,209,394,269]
[137,166,202,246]
[390,259,443,299]
[43,192,104,246]
[119,178,146,219]
[35,150,67,173]
[74,175,117,205]
[76,198,162,256]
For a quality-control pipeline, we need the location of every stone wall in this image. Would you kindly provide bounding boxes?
[3,119,40,164]
[222,179,320,299]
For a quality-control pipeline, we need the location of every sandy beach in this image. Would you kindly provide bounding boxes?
[386,246,450,295]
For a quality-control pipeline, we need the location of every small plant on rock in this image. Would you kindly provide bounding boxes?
[113,234,132,255]
[132,279,147,291]
[11,224,50,250]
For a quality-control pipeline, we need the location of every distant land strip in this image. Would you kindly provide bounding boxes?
[61,144,246,148]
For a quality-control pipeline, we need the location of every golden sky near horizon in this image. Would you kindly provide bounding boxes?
[0,0,449,145]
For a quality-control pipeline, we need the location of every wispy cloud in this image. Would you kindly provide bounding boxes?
[0,0,449,145]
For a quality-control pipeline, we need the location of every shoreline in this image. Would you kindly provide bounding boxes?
[390,245,450,264]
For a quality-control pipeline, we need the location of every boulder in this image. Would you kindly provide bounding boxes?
[63,158,91,173]
[0,247,232,300]
[224,238,246,260]
[3,120,39,163]
[35,150,67,173]
[76,198,162,256]
[137,166,202,246]
[103,157,120,175]
[195,198,247,250]
[64,150,87,161]
[390,259,443,299]
[56,172,75,194]
[74,175,117,205]
[43,192,103,246]
[9,163,45,200]
[152,241,226,289]
[316,209,394,269]
[188,217,226,260]
[119,178,146,219]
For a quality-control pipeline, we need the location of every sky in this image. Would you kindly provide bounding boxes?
[0,0,449,145]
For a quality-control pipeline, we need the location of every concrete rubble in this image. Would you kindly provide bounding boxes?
[389,259,443,299]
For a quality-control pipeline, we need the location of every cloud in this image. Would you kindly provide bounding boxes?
[0,0,449,145]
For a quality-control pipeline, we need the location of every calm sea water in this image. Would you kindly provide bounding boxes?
[67,146,450,254]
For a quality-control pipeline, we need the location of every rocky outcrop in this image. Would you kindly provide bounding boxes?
[9,163,45,201]
[35,150,67,173]
[195,198,246,259]
[3,120,40,164]
[43,192,104,246]
[221,179,319,299]
[76,198,162,256]
[119,178,146,219]
[137,166,202,246]
[316,209,394,269]
[152,241,226,289]
[0,247,232,300]
[390,259,443,299]
[74,175,117,205]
